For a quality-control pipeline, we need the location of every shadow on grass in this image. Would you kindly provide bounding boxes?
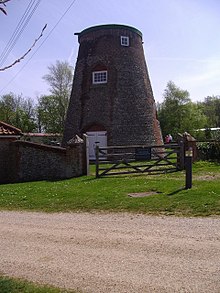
[167,187,186,196]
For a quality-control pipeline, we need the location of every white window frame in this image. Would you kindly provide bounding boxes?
[121,36,129,46]
[92,70,107,84]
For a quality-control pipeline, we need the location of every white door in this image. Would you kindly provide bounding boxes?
[86,131,107,160]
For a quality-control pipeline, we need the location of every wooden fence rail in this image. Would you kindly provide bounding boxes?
[95,143,184,178]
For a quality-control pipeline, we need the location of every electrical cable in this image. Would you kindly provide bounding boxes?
[0,0,42,67]
[0,0,77,95]
[0,0,39,66]
[0,0,42,66]
[0,0,36,65]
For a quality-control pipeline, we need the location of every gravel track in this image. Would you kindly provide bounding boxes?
[0,211,220,292]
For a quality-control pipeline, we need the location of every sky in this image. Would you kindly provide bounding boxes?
[0,0,220,103]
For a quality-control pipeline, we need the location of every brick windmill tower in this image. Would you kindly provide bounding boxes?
[62,24,163,159]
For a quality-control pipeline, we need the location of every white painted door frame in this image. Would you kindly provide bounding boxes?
[86,131,107,160]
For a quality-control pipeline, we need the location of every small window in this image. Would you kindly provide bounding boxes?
[92,71,107,84]
[121,36,129,46]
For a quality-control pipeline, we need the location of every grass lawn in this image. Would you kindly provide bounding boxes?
[0,276,75,293]
[0,161,219,216]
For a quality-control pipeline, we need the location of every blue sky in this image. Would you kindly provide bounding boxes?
[0,0,220,103]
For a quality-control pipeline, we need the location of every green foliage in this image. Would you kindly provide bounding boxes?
[38,61,73,133]
[0,276,74,293]
[0,61,73,134]
[0,93,36,132]
[211,129,220,140]
[43,60,73,98]
[198,95,220,127]
[158,81,207,138]
[0,162,219,216]
[197,142,220,162]
[37,95,65,133]
[193,128,220,141]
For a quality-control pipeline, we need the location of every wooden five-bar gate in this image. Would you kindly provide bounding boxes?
[95,142,185,178]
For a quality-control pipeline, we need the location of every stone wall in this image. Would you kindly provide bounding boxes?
[0,138,17,183]
[0,139,87,184]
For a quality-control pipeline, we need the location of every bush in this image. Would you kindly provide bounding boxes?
[197,141,220,162]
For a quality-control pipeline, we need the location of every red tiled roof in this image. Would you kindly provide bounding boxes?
[23,133,62,137]
[0,121,22,135]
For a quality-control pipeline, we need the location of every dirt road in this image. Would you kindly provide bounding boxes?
[0,211,220,292]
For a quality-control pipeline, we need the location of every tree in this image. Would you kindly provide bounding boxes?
[0,0,11,15]
[0,93,37,132]
[198,96,220,128]
[38,60,73,133]
[37,95,64,133]
[158,81,207,138]
[0,0,47,71]
[0,25,47,71]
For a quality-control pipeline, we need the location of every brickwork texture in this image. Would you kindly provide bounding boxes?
[63,24,163,146]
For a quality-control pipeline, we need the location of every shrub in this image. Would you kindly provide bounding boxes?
[197,141,220,162]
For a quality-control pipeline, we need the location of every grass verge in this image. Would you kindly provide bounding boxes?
[0,276,75,293]
[0,161,219,216]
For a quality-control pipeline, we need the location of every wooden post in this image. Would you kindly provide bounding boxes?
[176,134,184,170]
[185,147,193,189]
[177,138,185,170]
[95,144,100,178]
[83,134,89,175]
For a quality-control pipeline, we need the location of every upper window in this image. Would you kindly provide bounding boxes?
[121,36,129,46]
[92,71,107,84]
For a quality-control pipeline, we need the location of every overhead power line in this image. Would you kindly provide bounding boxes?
[0,0,77,95]
[0,24,47,72]
[0,0,42,67]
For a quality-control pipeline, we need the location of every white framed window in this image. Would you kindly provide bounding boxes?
[121,36,129,46]
[92,71,107,84]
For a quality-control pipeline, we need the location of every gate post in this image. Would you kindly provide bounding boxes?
[185,147,193,189]
[95,145,100,178]
[83,134,90,175]
[177,134,185,170]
